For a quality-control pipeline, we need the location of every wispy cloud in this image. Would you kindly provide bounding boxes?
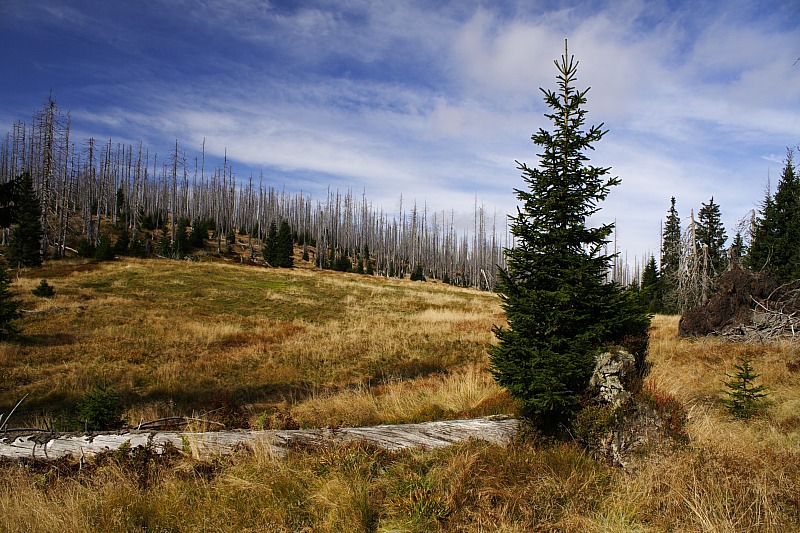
[1,0,798,259]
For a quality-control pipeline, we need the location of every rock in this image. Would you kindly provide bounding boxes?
[588,348,636,407]
[581,347,687,471]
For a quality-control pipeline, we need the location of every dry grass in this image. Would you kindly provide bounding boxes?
[1,262,799,531]
[1,258,506,429]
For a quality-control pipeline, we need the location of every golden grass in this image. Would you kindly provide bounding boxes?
[2,258,506,428]
[646,315,800,455]
[1,263,799,531]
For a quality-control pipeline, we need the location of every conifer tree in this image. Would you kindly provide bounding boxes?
[174,218,190,257]
[722,355,768,419]
[696,196,728,274]
[660,197,682,313]
[640,255,663,313]
[276,220,294,268]
[94,234,115,261]
[263,221,279,265]
[114,228,130,256]
[188,220,207,249]
[158,225,171,257]
[748,150,799,280]
[490,43,650,428]
[31,279,55,298]
[661,197,681,271]
[7,172,43,267]
[730,232,745,266]
[0,264,20,338]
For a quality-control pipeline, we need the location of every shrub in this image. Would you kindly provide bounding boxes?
[94,234,115,261]
[410,265,425,281]
[77,384,125,431]
[572,403,616,446]
[722,355,768,419]
[31,279,55,297]
[77,237,96,258]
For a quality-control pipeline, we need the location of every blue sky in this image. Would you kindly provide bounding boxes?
[1,0,798,261]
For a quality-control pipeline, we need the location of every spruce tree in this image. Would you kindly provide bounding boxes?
[263,221,279,265]
[174,218,190,257]
[696,196,728,274]
[490,43,650,428]
[7,172,43,267]
[114,228,130,256]
[660,197,682,313]
[722,355,768,419]
[748,150,799,280]
[730,232,746,266]
[158,225,171,257]
[276,220,294,268]
[640,255,663,313]
[0,264,20,338]
[94,234,115,261]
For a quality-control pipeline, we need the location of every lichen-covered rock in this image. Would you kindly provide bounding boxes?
[588,348,636,407]
[579,347,688,470]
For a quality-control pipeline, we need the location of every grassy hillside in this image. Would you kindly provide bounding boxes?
[1,258,513,429]
[0,259,799,531]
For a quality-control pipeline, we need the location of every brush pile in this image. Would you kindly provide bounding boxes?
[678,266,800,342]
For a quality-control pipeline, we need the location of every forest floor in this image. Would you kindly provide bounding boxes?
[0,258,798,531]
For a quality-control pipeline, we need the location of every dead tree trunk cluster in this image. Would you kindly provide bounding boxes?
[0,99,506,289]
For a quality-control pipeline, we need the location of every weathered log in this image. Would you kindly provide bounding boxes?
[0,416,519,461]
[19,305,88,315]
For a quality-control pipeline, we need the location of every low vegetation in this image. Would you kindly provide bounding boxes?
[0,258,510,430]
[0,262,798,531]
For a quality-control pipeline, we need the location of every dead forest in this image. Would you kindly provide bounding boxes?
[0,98,507,288]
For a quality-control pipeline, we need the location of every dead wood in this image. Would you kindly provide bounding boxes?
[0,416,519,461]
[20,305,88,315]
[679,266,800,342]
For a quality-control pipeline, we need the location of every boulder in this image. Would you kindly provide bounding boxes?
[580,347,687,471]
[588,348,636,407]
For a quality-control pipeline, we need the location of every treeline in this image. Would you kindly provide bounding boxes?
[638,149,797,313]
[0,98,504,289]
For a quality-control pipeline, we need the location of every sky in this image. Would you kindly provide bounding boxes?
[0,0,798,262]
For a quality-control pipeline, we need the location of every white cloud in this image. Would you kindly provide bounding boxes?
[6,0,797,260]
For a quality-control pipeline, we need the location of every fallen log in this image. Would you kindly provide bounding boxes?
[0,416,519,461]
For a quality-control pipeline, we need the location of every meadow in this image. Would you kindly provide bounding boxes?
[0,259,798,532]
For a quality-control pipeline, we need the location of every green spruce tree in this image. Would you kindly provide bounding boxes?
[94,234,115,261]
[174,218,190,258]
[114,228,130,256]
[7,173,43,267]
[660,197,681,312]
[730,231,746,266]
[696,196,728,275]
[31,279,55,298]
[640,255,663,313]
[0,264,20,338]
[490,43,650,428]
[276,220,294,268]
[263,221,279,265]
[748,150,799,280]
[722,355,768,419]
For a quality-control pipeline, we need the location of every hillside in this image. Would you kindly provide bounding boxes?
[1,257,512,431]
[0,259,798,531]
